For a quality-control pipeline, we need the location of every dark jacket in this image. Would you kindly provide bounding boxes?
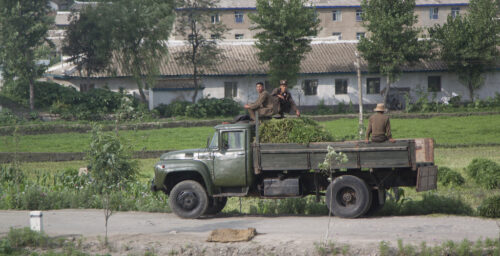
[271,88,298,114]
[248,91,278,117]
[366,112,392,142]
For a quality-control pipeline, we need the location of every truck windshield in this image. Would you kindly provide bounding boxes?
[209,132,218,149]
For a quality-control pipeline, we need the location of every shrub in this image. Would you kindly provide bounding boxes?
[437,166,465,186]
[1,80,80,108]
[185,98,241,118]
[258,117,334,143]
[477,195,500,218]
[155,101,192,117]
[377,193,474,216]
[465,158,500,189]
[0,108,23,125]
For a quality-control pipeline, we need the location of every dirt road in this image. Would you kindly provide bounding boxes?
[0,210,499,255]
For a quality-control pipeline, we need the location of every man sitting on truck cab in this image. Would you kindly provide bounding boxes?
[365,103,395,143]
[244,82,278,121]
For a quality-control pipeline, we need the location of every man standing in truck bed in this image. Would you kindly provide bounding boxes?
[366,103,395,143]
[244,82,278,121]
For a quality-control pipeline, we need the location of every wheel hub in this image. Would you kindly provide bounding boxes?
[339,187,356,206]
[177,191,198,210]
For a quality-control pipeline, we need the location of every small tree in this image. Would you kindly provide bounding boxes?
[63,4,114,89]
[87,125,138,244]
[429,0,500,102]
[110,0,175,102]
[357,0,429,105]
[249,0,320,87]
[0,0,53,110]
[175,0,228,103]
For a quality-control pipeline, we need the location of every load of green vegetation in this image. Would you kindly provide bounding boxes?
[258,117,333,143]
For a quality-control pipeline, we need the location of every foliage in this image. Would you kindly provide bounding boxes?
[154,101,193,118]
[318,145,348,173]
[2,80,80,109]
[477,195,500,218]
[63,4,114,81]
[258,118,333,143]
[406,91,500,113]
[377,192,474,216]
[437,166,465,186]
[465,158,500,189]
[249,0,320,86]
[429,0,500,102]
[248,197,328,215]
[378,238,500,256]
[0,0,53,110]
[184,97,241,118]
[0,108,23,125]
[110,0,175,102]
[175,0,228,103]
[87,125,138,192]
[358,0,430,103]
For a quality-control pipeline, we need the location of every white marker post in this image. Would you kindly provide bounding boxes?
[29,211,43,232]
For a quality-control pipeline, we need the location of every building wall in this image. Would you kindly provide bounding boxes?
[172,4,467,41]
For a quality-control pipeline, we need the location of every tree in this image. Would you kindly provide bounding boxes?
[63,5,114,89]
[175,0,228,103]
[357,0,429,105]
[0,0,53,110]
[429,0,500,102]
[110,0,175,102]
[87,125,138,244]
[249,0,320,87]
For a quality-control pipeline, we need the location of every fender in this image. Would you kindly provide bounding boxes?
[154,159,214,195]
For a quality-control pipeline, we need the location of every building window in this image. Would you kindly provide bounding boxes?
[428,76,441,92]
[366,78,380,94]
[335,79,348,95]
[211,13,220,24]
[80,83,94,92]
[332,10,341,21]
[356,32,365,40]
[302,79,318,96]
[451,7,460,18]
[224,82,237,98]
[235,12,244,23]
[356,9,363,21]
[332,32,342,40]
[235,34,244,39]
[430,7,439,20]
[210,34,220,39]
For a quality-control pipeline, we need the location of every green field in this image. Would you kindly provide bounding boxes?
[2,114,500,152]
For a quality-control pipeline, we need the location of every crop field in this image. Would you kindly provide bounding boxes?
[1,114,500,153]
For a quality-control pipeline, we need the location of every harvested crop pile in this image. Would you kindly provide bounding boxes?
[258,118,333,143]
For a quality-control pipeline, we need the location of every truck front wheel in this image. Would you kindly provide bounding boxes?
[326,175,372,218]
[169,180,208,219]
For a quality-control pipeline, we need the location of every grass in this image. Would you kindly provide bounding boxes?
[2,114,500,153]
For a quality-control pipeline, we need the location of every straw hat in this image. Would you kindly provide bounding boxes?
[373,103,386,112]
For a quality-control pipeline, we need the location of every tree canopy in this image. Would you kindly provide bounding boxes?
[429,0,500,101]
[357,0,429,104]
[175,0,228,103]
[0,0,53,110]
[249,0,320,87]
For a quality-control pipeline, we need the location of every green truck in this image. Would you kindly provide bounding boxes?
[151,122,437,219]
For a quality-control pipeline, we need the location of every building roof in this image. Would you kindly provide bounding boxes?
[49,41,453,79]
[195,0,469,9]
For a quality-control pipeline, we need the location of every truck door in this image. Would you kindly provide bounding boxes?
[213,130,247,187]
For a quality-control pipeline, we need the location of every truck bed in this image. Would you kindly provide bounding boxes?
[252,138,435,173]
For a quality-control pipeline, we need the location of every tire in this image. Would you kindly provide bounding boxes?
[204,197,228,215]
[325,175,372,218]
[168,180,208,219]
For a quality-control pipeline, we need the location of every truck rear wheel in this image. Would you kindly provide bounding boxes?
[204,197,228,215]
[169,180,208,219]
[326,175,372,218]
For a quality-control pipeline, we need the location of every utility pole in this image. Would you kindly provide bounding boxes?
[355,51,364,140]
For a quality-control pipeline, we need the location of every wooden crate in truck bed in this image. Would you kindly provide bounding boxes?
[253,139,428,173]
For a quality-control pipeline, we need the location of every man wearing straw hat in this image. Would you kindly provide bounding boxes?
[365,103,395,143]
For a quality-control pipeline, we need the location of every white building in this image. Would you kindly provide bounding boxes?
[46,41,500,110]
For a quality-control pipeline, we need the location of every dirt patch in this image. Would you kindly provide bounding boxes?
[206,228,256,242]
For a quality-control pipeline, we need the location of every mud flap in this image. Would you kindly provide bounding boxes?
[416,166,438,192]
